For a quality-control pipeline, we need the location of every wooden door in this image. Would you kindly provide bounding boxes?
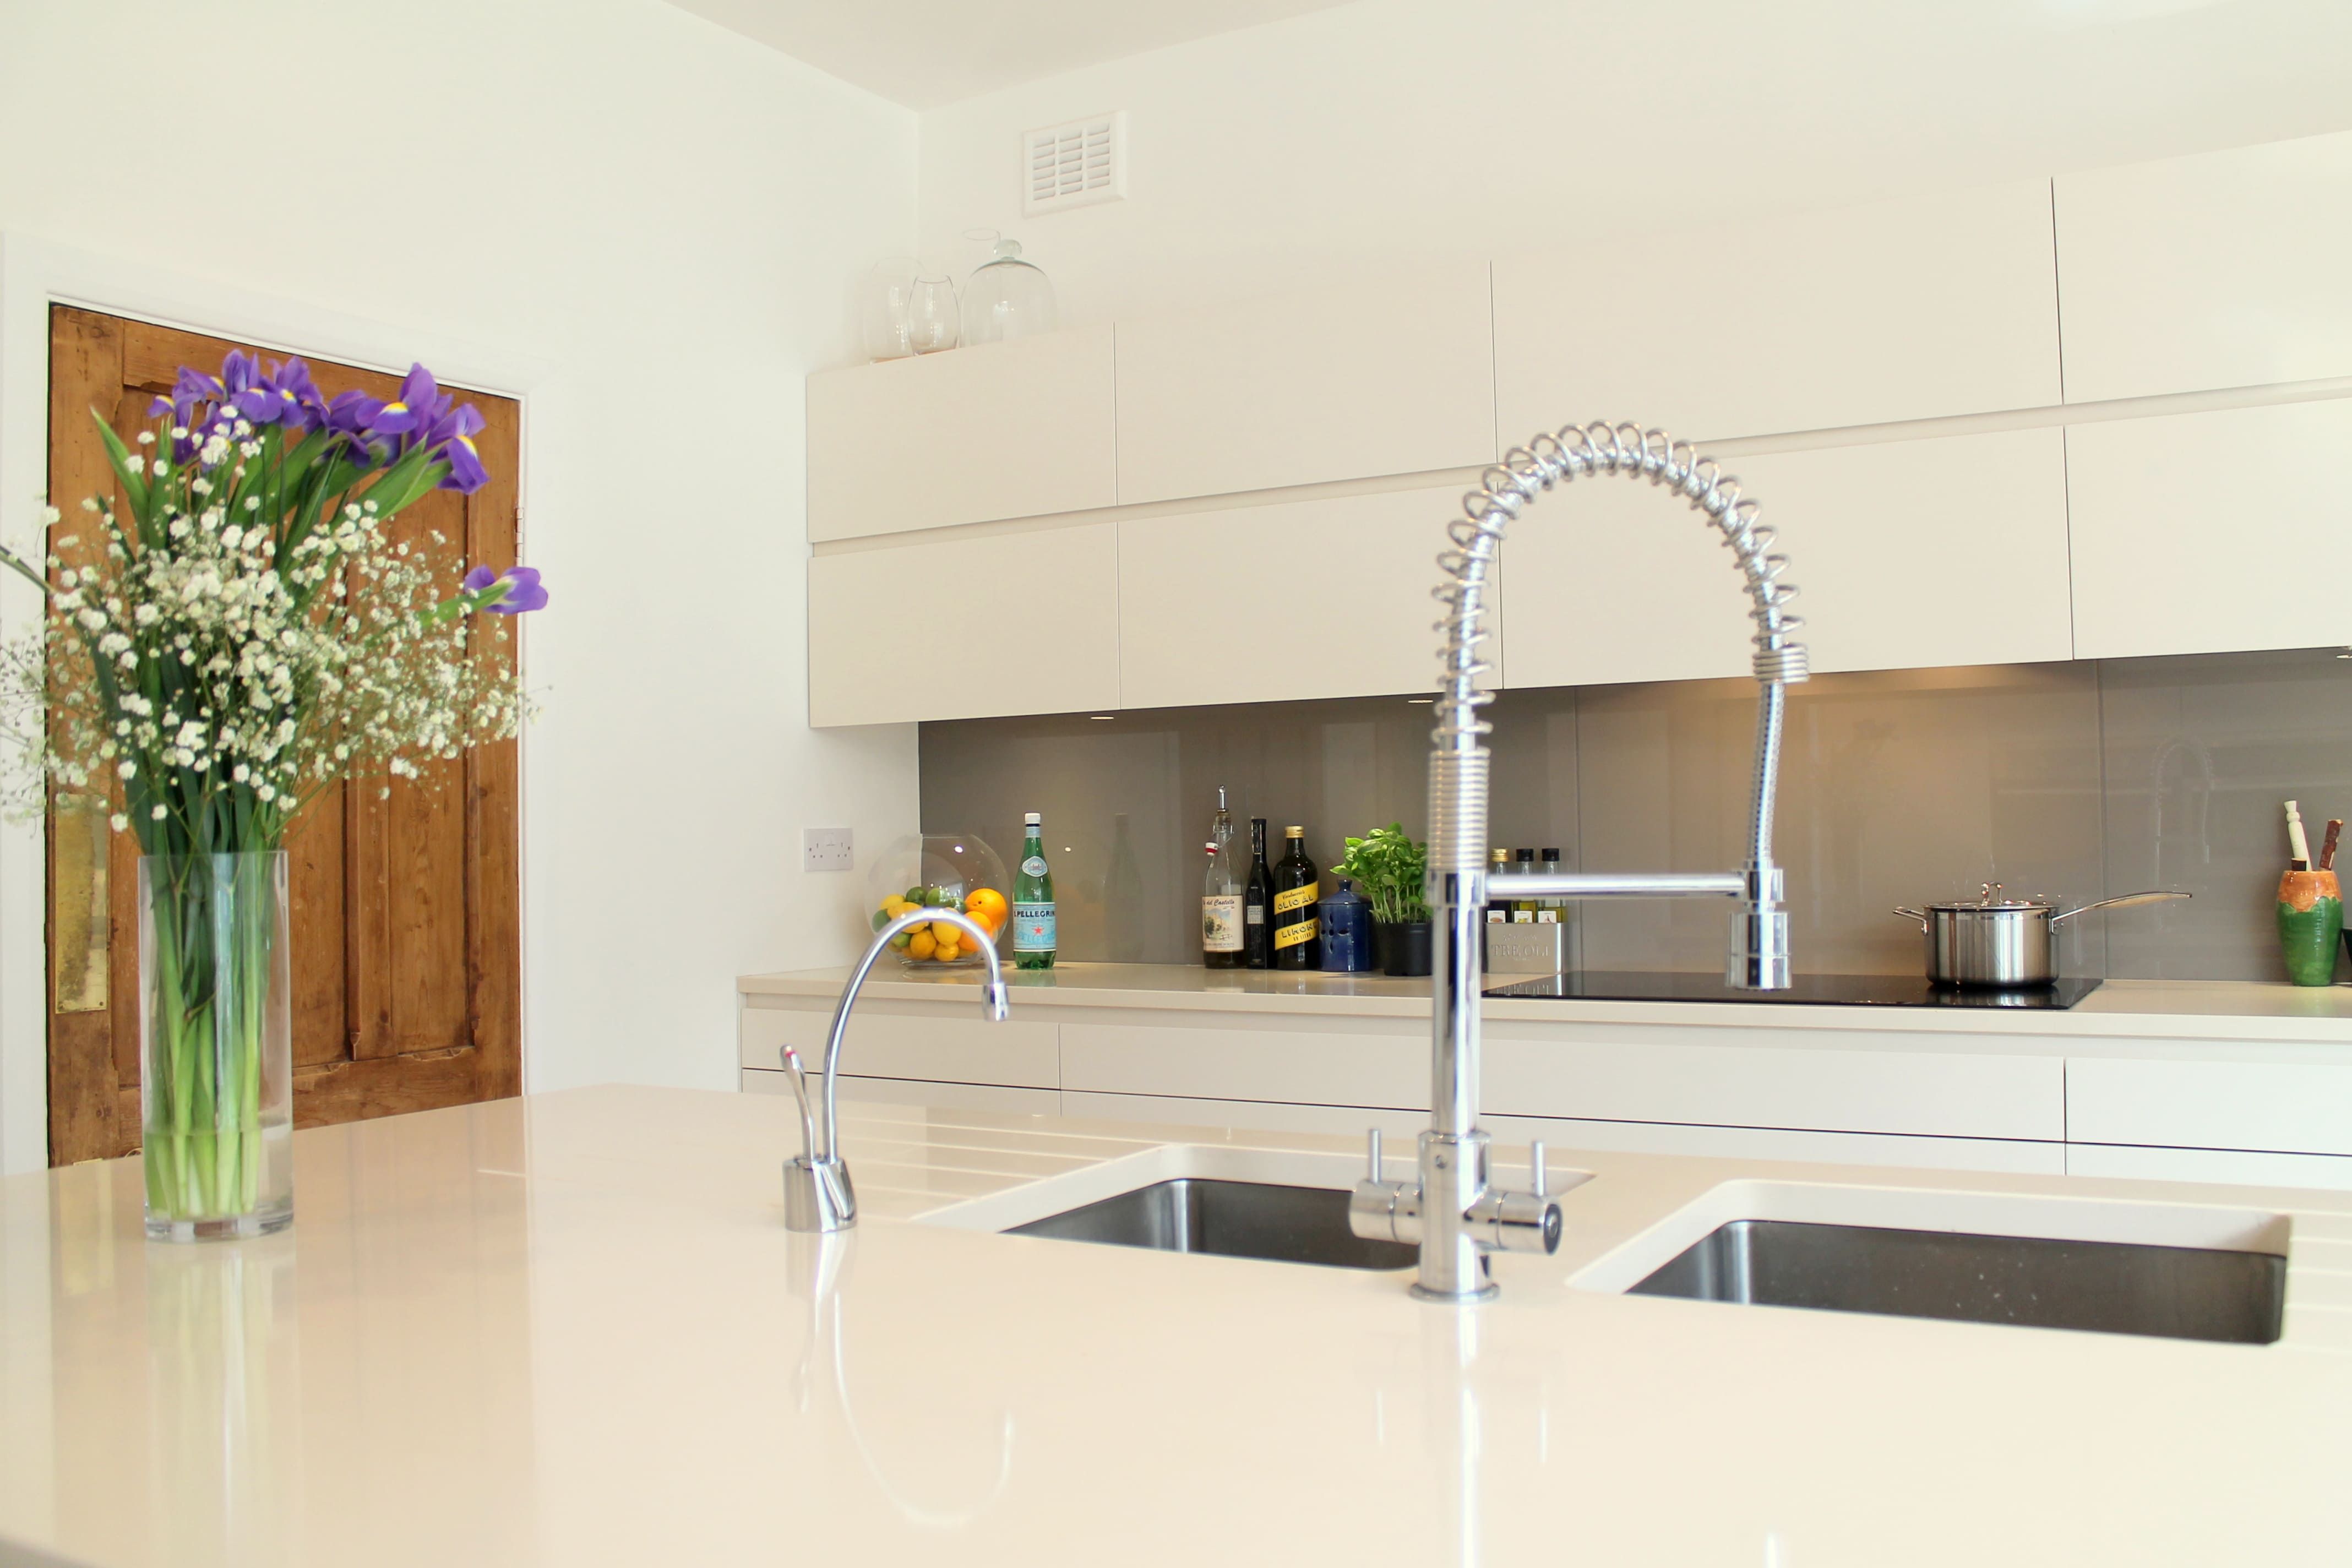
[43,305,522,1165]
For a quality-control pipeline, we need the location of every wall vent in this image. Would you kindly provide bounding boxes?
[1023,111,1126,216]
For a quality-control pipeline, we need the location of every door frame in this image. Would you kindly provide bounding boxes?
[0,231,547,1173]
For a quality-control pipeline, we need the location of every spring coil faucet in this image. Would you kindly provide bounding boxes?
[1349,421,1811,1302]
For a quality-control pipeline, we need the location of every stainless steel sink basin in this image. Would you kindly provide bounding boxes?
[1008,1178,1416,1271]
[1630,1218,2285,1344]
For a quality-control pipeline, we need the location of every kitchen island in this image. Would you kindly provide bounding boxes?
[4,1085,2349,1566]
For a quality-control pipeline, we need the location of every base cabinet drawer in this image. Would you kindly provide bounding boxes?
[739,1001,1059,1090]
[1487,1114,2066,1175]
[1060,1091,1426,1141]
[2067,1057,2352,1157]
[744,1069,1060,1117]
[1059,1020,1428,1110]
[1483,1035,2065,1142]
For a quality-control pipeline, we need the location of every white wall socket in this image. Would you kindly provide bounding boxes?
[802,826,854,872]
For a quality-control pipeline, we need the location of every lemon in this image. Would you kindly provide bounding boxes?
[907,930,937,960]
[934,941,961,962]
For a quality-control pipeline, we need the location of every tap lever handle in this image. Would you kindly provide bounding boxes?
[1529,1140,1547,1196]
[1366,1127,1384,1182]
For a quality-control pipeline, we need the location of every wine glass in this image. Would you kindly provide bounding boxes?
[906,275,961,354]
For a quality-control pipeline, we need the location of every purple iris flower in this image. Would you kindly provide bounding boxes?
[322,389,391,466]
[232,357,325,433]
[461,564,547,614]
[439,434,489,494]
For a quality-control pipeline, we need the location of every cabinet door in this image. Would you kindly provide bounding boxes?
[2055,130,2352,404]
[1492,179,2059,444]
[1117,485,1478,707]
[2067,399,2352,660]
[1504,427,2073,689]
[808,525,1120,725]
[806,326,1116,542]
[1112,262,1496,504]
[2065,1142,2352,1193]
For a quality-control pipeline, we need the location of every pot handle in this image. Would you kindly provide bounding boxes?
[1892,907,1929,929]
[2048,889,2192,925]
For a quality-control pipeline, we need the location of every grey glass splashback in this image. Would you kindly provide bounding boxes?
[918,650,2352,980]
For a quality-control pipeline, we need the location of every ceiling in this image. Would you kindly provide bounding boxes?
[666,0,1360,108]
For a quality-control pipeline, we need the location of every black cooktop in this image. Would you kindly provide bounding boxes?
[1484,971,2104,1009]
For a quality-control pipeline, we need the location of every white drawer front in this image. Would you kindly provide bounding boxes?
[1061,1091,1425,1141]
[2066,1142,2352,1194]
[1483,1035,2064,1141]
[1059,1021,1428,1110]
[1487,1114,2065,1175]
[744,1069,1060,1117]
[2067,1058,2352,1157]
[739,1001,1059,1090]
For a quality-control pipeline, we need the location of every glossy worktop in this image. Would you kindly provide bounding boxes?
[6,1085,2352,1566]
[741,961,2352,1044]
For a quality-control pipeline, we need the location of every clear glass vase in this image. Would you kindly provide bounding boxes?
[138,851,293,1242]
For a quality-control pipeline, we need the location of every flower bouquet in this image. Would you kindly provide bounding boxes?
[1,350,546,1239]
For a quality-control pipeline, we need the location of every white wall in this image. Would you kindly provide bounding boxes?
[917,0,2352,326]
[0,0,921,1165]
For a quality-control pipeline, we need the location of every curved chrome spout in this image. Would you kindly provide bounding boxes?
[1353,420,1813,1303]
[783,907,1010,1233]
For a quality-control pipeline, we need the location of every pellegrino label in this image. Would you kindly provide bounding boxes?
[1020,855,1048,877]
[1201,895,1243,952]
[1013,902,1056,952]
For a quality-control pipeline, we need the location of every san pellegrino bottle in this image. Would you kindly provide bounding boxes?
[1272,825,1321,970]
[1013,811,1055,970]
[1243,818,1273,968]
[1202,789,1243,968]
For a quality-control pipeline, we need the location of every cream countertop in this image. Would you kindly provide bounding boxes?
[740,961,2352,1045]
[6,1085,2352,1567]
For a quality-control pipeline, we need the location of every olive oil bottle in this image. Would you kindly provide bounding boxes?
[1271,825,1321,970]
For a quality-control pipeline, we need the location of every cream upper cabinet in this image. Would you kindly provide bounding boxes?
[1502,427,2074,689]
[1492,180,2061,444]
[806,326,1115,542]
[808,525,1119,725]
[1118,486,1477,709]
[1112,263,1496,504]
[2055,130,2352,405]
[2067,399,2352,661]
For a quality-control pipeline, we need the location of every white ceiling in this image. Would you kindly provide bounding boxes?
[666,0,1360,108]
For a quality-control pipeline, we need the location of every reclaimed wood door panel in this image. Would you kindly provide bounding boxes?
[44,305,522,1164]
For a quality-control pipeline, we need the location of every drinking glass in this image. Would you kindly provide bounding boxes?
[860,257,921,362]
[906,275,960,354]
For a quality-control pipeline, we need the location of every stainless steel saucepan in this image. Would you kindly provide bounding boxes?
[1893,884,2191,988]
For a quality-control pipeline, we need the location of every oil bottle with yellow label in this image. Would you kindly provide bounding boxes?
[1271,825,1321,970]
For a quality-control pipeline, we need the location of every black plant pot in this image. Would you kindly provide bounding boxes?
[1378,920,1434,978]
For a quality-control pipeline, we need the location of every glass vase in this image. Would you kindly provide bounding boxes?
[139,851,293,1242]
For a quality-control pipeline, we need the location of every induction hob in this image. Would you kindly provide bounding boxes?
[1483,971,2103,1009]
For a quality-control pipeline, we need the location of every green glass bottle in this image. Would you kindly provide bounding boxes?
[1012,810,1056,971]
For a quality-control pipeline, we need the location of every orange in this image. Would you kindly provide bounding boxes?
[967,887,1007,919]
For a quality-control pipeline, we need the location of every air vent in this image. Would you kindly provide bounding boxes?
[1023,111,1126,216]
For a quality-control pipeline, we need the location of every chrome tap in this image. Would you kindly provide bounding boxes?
[1351,422,1811,1302]
[781,907,1011,1232]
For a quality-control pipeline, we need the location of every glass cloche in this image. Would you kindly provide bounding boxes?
[961,238,1057,345]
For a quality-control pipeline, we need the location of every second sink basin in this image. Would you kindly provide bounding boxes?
[1008,1177,1415,1271]
[1630,1217,2285,1344]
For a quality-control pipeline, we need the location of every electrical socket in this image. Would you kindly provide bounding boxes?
[802,826,853,873]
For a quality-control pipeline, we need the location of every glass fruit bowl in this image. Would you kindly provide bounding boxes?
[864,832,1010,969]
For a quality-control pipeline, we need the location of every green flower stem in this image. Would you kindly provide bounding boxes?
[143,856,277,1223]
